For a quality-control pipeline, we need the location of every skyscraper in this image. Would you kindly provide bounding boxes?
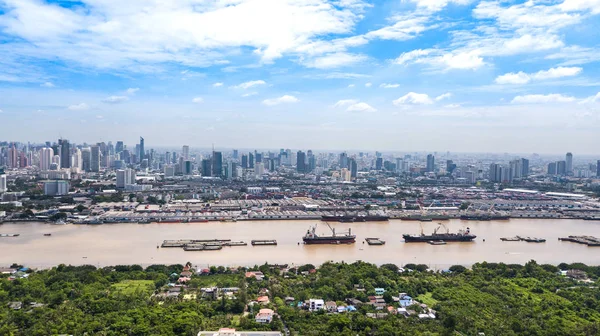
[556,160,567,175]
[212,151,223,177]
[296,150,306,173]
[249,153,254,169]
[40,147,54,171]
[90,145,100,172]
[182,145,190,159]
[566,152,573,175]
[339,152,348,168]
[82,148,91,172]
[426,154,435,172]
[233,149,238,160]
[241,154,248,169]
[72,148,82,171]
[375,157,383,170]
[115,141,124,154]
[59,139,71,169]
[139,137,145,163]
[201,159,212,176]
[521,158,529,177]
[349,158,357,178]
[597,160,600,177]
[547,162,557,175]
[0,173,7,193]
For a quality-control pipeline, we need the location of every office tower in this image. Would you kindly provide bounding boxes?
[465,171,476,184]
[597,160,600,177]
[426,154,435,172]
[349,158,357,178]
[308,155,316,172]
[121,149,131,164]
[446,160,456,173]
[339,152,348,168]
[52,154,61,167]
[138,137,145,162]
[81,148,91,172]
[296,150,306,173]
[248,153,254,169]
[509,159,522,179]
[489,163,500,182]
[521,158,529,177]
[201,159,212,176]
[212,151,223,177]
[115,141,124,154]
[164,165,175,177]
[396,158,404,173]
[40,147,54,171]
[59,139,71,169]
[182,145,190,159]
[375,157,383,170]
[255,152,262,163]
[90,145,100,172]
[547,162,557,175]
[255,162,264,177]
[71,148,82,171]
[233,149,238,160]
[556,160,566,175]
[0,173,6,193]
[183,160,192,175]
[116,168,135,189]
[566,152,573,175]
[8,144,18,169]
[241,154,248,169]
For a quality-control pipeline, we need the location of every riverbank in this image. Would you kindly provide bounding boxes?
[1,219,599,269]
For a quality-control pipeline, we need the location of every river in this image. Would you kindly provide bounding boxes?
[1,219,599,269]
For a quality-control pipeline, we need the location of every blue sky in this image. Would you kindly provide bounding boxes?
[0,0,599,153]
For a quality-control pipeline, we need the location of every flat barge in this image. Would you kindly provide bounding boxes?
[183,244,222,251]
[321,215,389,222]
[559,236,600,246]
[365,237,385,245]
[251,240,277,246]
[0,233,20,237]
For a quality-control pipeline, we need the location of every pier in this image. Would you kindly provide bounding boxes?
[251,240,278,246]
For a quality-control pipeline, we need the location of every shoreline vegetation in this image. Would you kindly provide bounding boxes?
[2,261,600,335]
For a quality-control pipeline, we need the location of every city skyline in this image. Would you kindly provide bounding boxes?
[1,1,600,153]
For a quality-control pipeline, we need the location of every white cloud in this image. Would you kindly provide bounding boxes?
[232,80,266,89]
[213,82,224,87]
[125,87,139,95]
[41,81,54,87]
[0,0,368,70]
[560,0,600,13]
[242,92,257,97]
[393,49,434,65]
[262,95,299,106]
[495,67,583,84]
[365,82,372,87]
[68,103,89,111]
[444,103,461,108]
[511,94,576,104]
[380,83,400,88]
[393,92,434,105]
[365,16,429,41]
[192,97,204,103]
[333,99,359,108]
[580,92,600,104]
[0,109,3,113]
[438,51,484,70]
[409,0,471,12]
[347,84,355,88]
[495,72,531,85]
[303,52,368,69]
[435,93,452,101]
[346,102,376,112]
[102,95,129,104]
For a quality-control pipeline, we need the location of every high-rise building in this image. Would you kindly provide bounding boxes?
[566,152,573,175]
[248,153,254,169]
[241,154,248,168]
[521,158,529,177]
[446,160,456,173]
[139,137,145,163]
[59,139,71,169]
[183,160,193,175]
[40,147,54,171]
[509,159,522,179]
[296,150,306,173]
[43,180,69,196]
[116,169,136,189]
[375,157,383,170]
[547,162,557,175]
[426,154,435,172]
[233,149,238,160]
[82,148,91,172]
[308,155,316,172]
[115,141,124,154]
[201,159,212,176]
[255,162,264,177]
[556,160,567,175]
[182,145,190,160]
[71,148,82,171]
[339,152,348,169]
[8,144,18,169]
[212,151,223,177]
[341,168,351,181]
[255,152,262,163]
[349,158,357,178]
[0,174,7,193]
[90,145,101,172]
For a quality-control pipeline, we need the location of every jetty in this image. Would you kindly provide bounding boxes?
[559,236,600,246]
[251,240,277,246]
[500,236,545,243]
[365,237,385,245]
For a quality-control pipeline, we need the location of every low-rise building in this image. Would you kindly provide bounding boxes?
[255,308,274,324]
[309,299,324,312]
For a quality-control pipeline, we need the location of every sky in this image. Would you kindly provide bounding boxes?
[0,0,599,154]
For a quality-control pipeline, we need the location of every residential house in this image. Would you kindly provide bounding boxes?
[399,294,414,307]
[284,297,295,304]
[8,302,22,310]
[0,268,17,274]
[309,299,324,312]
[255,308,275,324]
[375,288,386,295]
[325,301,337,313]
[181,270,193,277]
[245,271,264,281]
[256,296,270,305]
[345,298,362,306]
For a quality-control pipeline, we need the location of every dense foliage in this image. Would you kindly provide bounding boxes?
[1,261,599,335]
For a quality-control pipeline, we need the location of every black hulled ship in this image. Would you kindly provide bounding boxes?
[403,224,476,242]
[321,214,389,222]
[303,223,356,244]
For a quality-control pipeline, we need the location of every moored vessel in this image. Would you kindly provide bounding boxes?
[403,223,476,243]
[303,223,356,244]
[321,215,389,222]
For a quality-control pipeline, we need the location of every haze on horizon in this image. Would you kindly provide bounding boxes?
[0,0,599,154]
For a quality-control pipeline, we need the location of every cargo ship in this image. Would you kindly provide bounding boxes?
[399,214,451,221]
[460,214,509,221]
[321,215,389,222]
[403,224,476,242]
[303,223,356,244]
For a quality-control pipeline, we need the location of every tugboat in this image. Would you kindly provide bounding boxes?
[303,223,356,244]
[403,223,476,242]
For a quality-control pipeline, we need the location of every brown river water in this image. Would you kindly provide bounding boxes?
[1,219,599,269]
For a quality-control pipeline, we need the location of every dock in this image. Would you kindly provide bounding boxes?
[251,240,277,246]
[559,236,600,246]
[365,237,385,245]
[161,239,231,248]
